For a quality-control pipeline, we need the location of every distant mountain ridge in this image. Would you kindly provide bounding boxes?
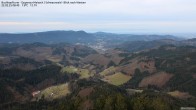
[117,38,196,52]
[0,30,183,44]
[0,30,94,44]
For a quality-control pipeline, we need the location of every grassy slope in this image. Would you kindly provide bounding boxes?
[61,66,91,79]
[100,66,116,76]
[61,66,78,73]
[102,72,131,86]
[37,83,70,100]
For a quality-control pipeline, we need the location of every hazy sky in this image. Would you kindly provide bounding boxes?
[0,0,196,34]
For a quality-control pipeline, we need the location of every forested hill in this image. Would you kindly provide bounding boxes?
[0,42,196,110]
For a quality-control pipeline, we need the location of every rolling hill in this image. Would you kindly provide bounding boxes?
[0,33,196,110]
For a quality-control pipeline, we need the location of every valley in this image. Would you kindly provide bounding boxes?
[0,31,196,110]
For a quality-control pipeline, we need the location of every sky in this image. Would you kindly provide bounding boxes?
[0,0,196,34]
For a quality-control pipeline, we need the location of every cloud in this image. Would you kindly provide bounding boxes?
[0,21,196,33]
[0,0,196,33]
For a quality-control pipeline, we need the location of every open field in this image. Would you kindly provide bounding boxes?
[61,66,78,73]
[100,66,116,76]
[61,66,91,79]
[102,72,131,86]
[168,91,192,99]
[78,69,91,79]
[37,83,70,100]
[139,72,173,88]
